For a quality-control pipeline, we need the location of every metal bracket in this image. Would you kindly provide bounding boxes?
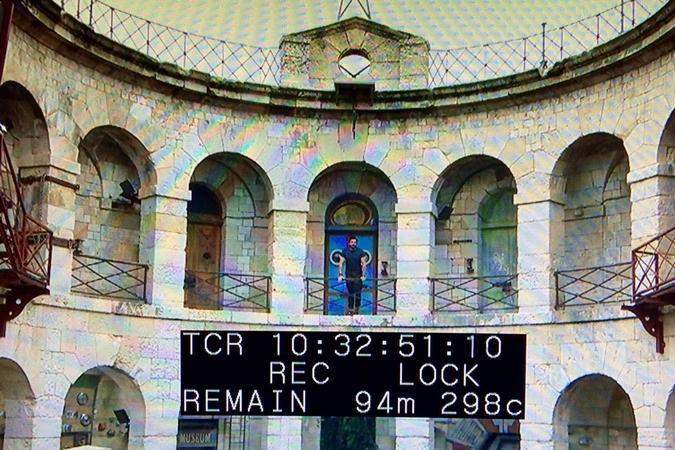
[622,302,664,353]
[0,285,48,337]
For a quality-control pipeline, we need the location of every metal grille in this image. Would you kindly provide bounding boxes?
[304,277,396,314]
[429,0,664,86]
[56,0,281,85]
[50,0,665,88]
[184,270,270,311]
[431,275,518,312]
[555,262,632,308]
[632,225,675,302]
[71,253,147,301]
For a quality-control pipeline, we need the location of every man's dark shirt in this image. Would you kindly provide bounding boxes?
[342,246,367,276]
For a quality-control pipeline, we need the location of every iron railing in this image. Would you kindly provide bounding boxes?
[632,225,675,302]
[431,275,518,313]
[49,0,665,88]
[71,253,147,301]
[428,0,664,86]
[305,277,396,315]
[0,132,52,287]
[555,261,632,308]
[56,0,281,84]
[184,270,270,311]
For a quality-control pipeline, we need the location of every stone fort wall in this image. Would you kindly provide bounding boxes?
[0,2,673,449]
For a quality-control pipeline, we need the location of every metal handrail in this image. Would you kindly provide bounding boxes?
[429,0,664,86]
[184,270,270,312]
[0,132,52,288]
[555,261,632,308]
[71,252,148,301]
[56,0,281,85]
[431,274,518,313]
[304,276,396,315]
[632,225,675,301]
[48,0,665,88]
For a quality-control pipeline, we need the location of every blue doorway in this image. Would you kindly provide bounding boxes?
[324,195,378,315]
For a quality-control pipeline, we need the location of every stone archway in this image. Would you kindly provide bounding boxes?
[553,374,636,450]
[665,387,675,449]
[0,357,35,450]
[60,366,145,450]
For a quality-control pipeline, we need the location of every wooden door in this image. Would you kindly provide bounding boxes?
[185,221,221,309]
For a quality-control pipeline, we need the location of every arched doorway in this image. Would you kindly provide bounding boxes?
[184,153,272,311]
[432,156,518,312]
[553,374,636,450]
[60,367,145,450]
[185,183,223,309]
[0,357,35,449]
[665,387,675,449]
[478,187,517,309]
[324,194,378,315]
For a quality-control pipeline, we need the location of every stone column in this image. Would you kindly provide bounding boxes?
[139,192,189,308]
[267,200,309,318]
[637,425,670,450]
[395,417,433,449]
[20,164,79,295]
[26,395,64,450]
[142,401,179,449]
[519,419,555,450]
[628,164,675,246]
[514,193,564,311]
[395,201,434,316]
[267,416,303,449]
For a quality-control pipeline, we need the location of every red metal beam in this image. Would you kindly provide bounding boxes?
[0,0,15,84]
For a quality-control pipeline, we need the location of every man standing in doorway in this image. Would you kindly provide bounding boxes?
[338,235,368,315]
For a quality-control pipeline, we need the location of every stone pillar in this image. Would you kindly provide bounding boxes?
[21,164,79,295]
[27,395,64,450]
[268,200,309,318]
[395,417,433,450]
[143,401,179,449]
[514,194,564,311]
[267,416,303,449]
[395,202,434,316]
[519,419,555,450]
[637,425,670,449]
[628,164,675,246]
[139,192,189,308]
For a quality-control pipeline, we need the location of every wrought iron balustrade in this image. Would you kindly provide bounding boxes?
[184,270,270,312]
[431,274,518,313]
[632,225,675,302]
[555,261,632,308]
[0,135,53,287]
[429,0,664,86]
[0,129,53,336]
[622,225,675,353]
[305,276,396,315]
[48,0,665,88]
[71,253,147,301]
[56,0,281,85]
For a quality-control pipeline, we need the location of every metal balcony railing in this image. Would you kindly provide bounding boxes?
[71,253,147,301]
[304,277,396,315]
[48,0,666,88]
[429,0,664,86]
[632,225,675,302]
[555,261,632,308]
[55,0,281,85]
[184,270,270,312]
[431,274,518,313]
[0,134,53,288]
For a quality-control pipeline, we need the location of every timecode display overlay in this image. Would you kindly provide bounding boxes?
[181,331,526,418]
